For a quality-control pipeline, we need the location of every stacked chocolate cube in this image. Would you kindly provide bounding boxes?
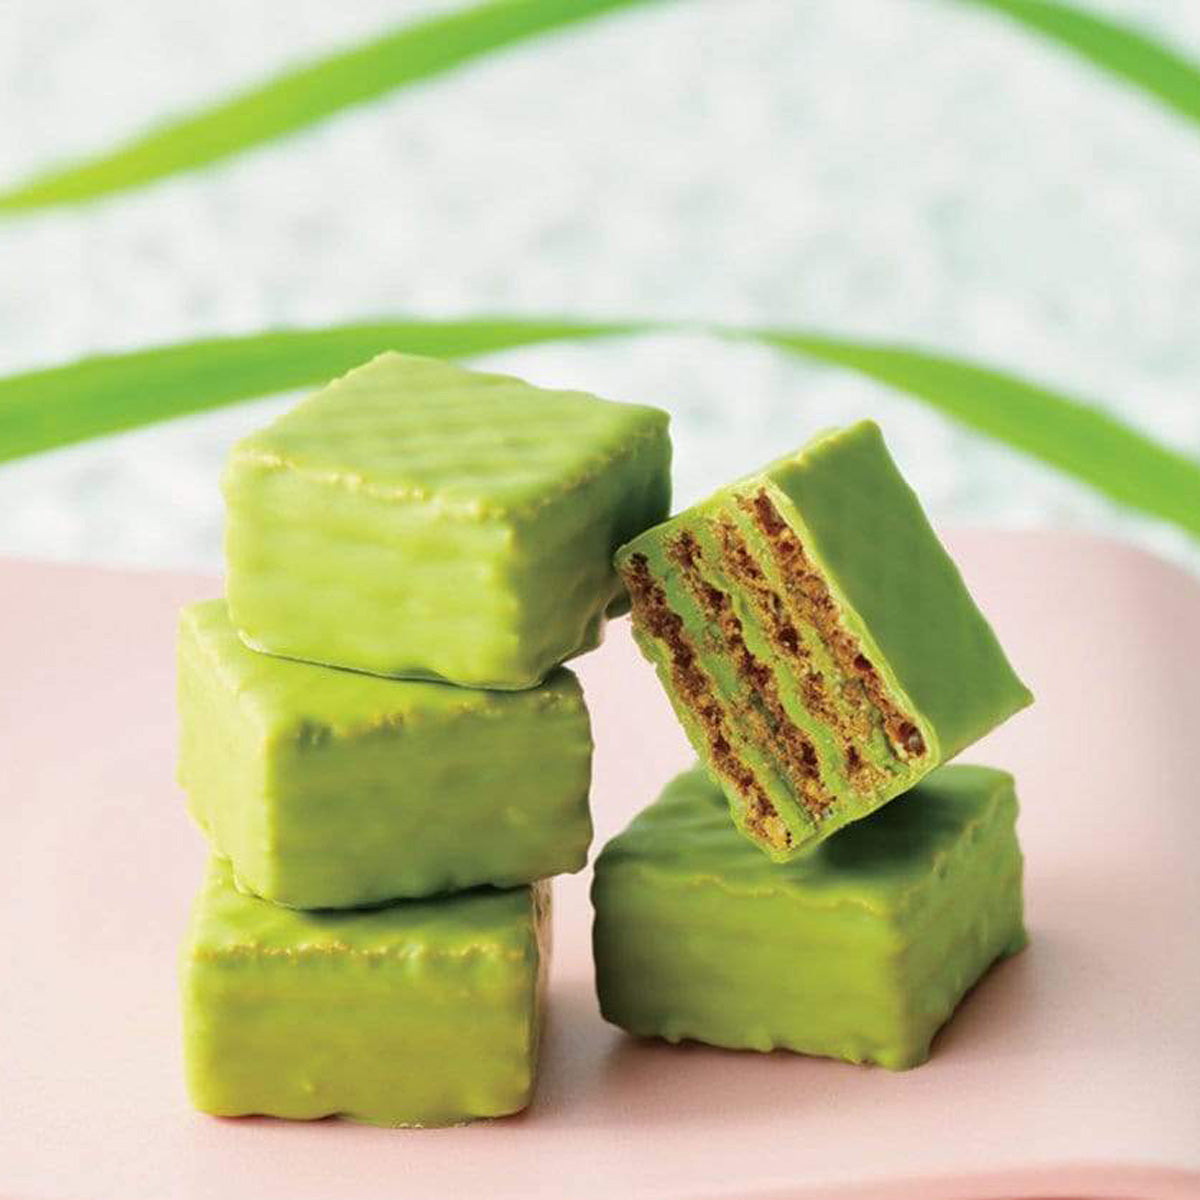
[177,353,671,1126]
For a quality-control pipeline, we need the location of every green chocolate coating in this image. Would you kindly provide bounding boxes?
[182,856,550,1127]
[178,600,593,909]
[616,421,1032,858]
[592,763,1026,1070]
[223,352,671,689]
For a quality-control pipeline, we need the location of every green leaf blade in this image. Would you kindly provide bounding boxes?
[0,318,632,460]
[965,0,1200,129]
[759,330,1200,539]
[0,0,656,213]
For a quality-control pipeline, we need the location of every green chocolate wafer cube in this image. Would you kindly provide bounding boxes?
[616,421,1031,859]
[592,763,1026,1070]
[182,857,549,1127]
[177,600,592,909]
[223,352,671,689]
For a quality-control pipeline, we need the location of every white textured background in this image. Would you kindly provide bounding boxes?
[2,0,1199,572]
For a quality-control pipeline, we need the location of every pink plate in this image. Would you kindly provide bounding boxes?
[1,530,1197,1200]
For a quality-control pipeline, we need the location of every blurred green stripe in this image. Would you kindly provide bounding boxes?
[3,317,1198,542]
[967,0,1200,128]
[759,330,1200,539]
[0,0,657,213]
[0,319,635,460]
[6,0,1199,214]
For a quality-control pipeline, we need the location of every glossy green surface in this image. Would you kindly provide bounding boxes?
[223,351,671,688]
[182,857,550,1127]
[616,421,1031,858]
[766,421,1032,760]
[178,600,593,908]
[592,764,1026,1070]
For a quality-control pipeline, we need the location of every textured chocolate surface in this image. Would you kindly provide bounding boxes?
[223,352,671,688]
[182,857,550,1127]
[592,763,1026,1069]
[177,599,593,908]
[617,421,1031,857]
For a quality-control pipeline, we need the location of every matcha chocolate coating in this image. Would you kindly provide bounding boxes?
[182,857,550,1127]
[592,763,1027,1069]
[178,600,593,909]
[223,351,671,689]
[616,421,1032,858]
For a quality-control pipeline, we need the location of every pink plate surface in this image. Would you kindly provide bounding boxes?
[1,530,1198,1200]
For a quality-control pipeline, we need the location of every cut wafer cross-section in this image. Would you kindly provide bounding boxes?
[616,421,1032,858]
